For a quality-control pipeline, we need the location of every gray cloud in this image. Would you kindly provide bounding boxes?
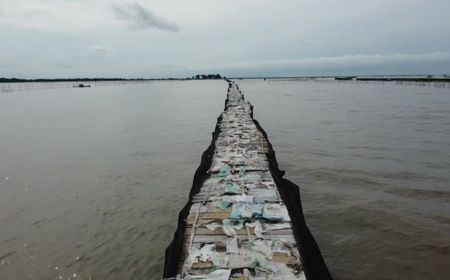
[113,3,179,32]
[86,44,116,58]
[53,62,71,69]
[2,0,450,78]
[190,52,450,77]
[221,52,450,69]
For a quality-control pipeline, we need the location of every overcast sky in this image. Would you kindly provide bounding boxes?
[1,0,450,78]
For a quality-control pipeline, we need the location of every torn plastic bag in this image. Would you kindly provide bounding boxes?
[250,239,273,258]
[222,219,237,236]
[241,173,261,184]
[246,220,263,238]
[210,159,228,173]
[187,244,214,265]
[213,201,232,210]
[206,269,231,280]
[245,183,257,190]
[250,189,279,202]
[258,258,304,280]
[224,181,241,195]
[227,251,258,268]
[230,203,263,219]
[235,193,253,203]
[239,166,246,177]
[218,165,230,178]
[205,222,221,232]
[226,237,239,254]
[263,223,291,233]
[262,203,290,222]
[272,240,293,255]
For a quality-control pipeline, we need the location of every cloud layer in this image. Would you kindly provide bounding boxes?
[113,3,179,32]
[0,0,449,78]
[86,44,116,58]
[185,52,450,77]
[219,52,450,70]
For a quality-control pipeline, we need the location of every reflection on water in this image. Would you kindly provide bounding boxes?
[1,80,449,279]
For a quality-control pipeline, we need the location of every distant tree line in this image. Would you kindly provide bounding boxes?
[190,74,223,80]
[0,77,146,83]
[1,75,226,83]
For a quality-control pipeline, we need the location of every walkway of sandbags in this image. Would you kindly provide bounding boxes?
[175,83,306,279]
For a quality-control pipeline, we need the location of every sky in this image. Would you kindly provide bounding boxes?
[1,0,450,78]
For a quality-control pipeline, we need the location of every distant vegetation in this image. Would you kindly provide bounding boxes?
[0,77,146,83]
[0,75,225,83]
[190,74,223,80]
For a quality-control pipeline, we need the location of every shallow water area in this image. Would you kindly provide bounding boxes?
[0,79,449,279]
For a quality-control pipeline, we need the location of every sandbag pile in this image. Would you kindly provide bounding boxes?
[175,83,306,279]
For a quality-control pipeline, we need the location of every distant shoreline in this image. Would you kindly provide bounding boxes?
[232,75,450,82]
[0,78,167,83]
[0,74,224,83]
[355,76,450,82]
[1,75,450,83]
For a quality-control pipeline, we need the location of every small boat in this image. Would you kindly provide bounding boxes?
[73,84,91,88]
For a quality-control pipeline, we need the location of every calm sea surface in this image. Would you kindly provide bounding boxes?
[0,80,449,279]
